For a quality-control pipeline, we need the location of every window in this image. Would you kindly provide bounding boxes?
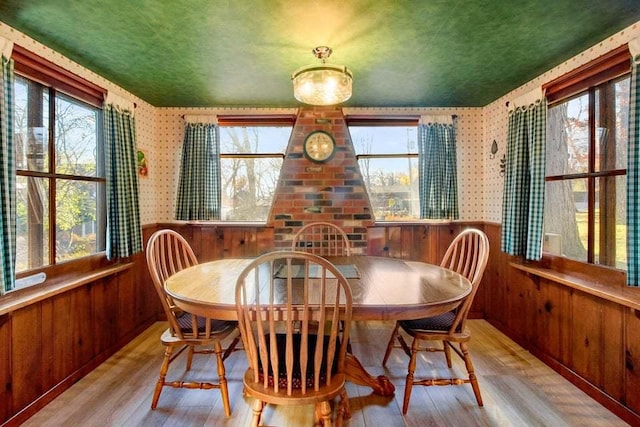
[13,48,105,272]
[543,47,629,269]
[348,120,419,220]
[218,117,293,221]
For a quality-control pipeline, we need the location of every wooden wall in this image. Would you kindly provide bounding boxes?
[0,246,158,426]
[2,222,639,425]
[482,223,640,426]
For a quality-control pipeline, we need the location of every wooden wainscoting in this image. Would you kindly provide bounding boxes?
[4,221,638,425]
[482,222,640,426]
[0,249,158,426]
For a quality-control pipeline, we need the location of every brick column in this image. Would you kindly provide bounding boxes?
[269,107,373,253]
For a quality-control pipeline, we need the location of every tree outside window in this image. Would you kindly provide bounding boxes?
[14,76,105,272]
[219,126,290,221]
[544,76,628,269]
[349,125,419,221]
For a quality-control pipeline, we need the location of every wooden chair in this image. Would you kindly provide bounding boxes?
[146,229,240,415]
[291,221,352,256]
[235,251,353,427]
[382,228,490,414]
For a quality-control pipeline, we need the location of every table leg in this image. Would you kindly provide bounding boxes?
[344,353,395,396]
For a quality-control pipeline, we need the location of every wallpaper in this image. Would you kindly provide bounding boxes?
[0,21,158,226]
[483,21,640,223]
[153,107,484,223]
[2,19,640,226]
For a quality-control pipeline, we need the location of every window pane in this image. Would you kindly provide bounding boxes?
[594,175,626,269]
[55,179,100,262]
[14,77,49,173]
[547,94,589,176]
[359,157,419,220]
[220,157,283,221]
[594,77,629,172]
[350,126,418,155]
[218,126,289,221]
[55,94,100,177]
[614,78,630,170]
[544,179,587,261]
[16,176,50,271]
[219,126,290,153]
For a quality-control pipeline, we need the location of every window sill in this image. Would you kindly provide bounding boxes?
[168,220,269,227]
[371,219,480,225]
[510,262,640,311]
[0,262,134,316]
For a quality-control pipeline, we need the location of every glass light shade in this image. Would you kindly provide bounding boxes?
[292,64,353,106]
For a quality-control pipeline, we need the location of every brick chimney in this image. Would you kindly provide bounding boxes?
[269,107,373,253]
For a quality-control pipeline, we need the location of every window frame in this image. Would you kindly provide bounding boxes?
[542,45,630,267]
[217,115,295,222]
[346,116,420,221]
[12,45,107,274]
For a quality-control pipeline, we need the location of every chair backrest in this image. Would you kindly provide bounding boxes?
[235,251,352,396]
[291,222,352,256]
[440,228,489,332]
[146,229,199,339]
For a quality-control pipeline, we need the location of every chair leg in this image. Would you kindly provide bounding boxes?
[223,335,241,361]
[186,345,195,371]
[460,342,483,406]
[443,341,452,368]
[318,400,332,427]
[337,387,351,423]
[214,340,231,416]
[250,399,263,427]
[151,344,173,409]
[382,322,400,366]
[402,338,419,415]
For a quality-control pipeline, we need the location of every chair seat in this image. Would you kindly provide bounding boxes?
[175,312,237,335]
[399,311,455,332]
[257,333,339,390]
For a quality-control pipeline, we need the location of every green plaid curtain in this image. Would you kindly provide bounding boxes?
[0,54,15,294]
[501,99,547,260]
[418,121,459,219]
[104,104,142,260]
[627,54,640,287]
[175,123,221,220]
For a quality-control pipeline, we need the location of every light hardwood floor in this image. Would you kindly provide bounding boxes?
[22,320,628,427]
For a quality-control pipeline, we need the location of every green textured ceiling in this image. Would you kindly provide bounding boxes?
[1,0,639,108]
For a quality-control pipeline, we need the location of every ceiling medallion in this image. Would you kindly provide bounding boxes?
[291,46,353,106]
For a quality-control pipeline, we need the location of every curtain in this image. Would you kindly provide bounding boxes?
[175,123,221,220]
[418,121,459,219]
[0,53,15,294]
[627,52,640,287]
[501,99,547,260]
[104,104,142,259]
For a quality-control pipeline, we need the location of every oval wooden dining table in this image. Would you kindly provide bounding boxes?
[164,255,472,396]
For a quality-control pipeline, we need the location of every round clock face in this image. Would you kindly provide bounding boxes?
[303,131,336,163]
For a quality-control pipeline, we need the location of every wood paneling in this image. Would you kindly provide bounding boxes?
[10,304,43,414]
[4,221,639,425]
[0,254,155,426]
[627,308,640,414]
[50,293,73,385]
[0,314,10,422]
[571,292,603,383]
[482,222,640,425]
[536,279,572,365]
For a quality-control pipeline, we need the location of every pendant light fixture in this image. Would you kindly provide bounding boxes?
[291,46,353,106]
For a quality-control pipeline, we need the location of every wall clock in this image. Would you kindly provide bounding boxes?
[303,131,336,163]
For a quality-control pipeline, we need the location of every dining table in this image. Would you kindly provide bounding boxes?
[164,255,472,396]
